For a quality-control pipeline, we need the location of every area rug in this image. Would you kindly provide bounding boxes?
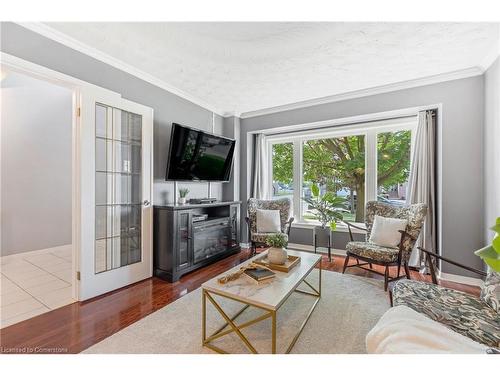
[84,271,390,354]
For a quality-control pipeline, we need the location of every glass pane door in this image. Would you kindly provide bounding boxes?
[95,104,142,274]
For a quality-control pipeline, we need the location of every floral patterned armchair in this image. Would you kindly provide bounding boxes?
[342,200,428,291]
[246,198,294,255]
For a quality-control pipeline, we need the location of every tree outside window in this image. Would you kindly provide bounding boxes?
[271,130,412,223]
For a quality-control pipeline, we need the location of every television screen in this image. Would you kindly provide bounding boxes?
[165,123,235,181]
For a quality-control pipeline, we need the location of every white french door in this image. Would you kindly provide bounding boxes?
[77,86,153,300]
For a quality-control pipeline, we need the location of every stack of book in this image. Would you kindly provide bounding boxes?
[244,268,275,282]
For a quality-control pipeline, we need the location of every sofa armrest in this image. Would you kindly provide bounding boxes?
[366,306,489,354]
[418,247,487,285]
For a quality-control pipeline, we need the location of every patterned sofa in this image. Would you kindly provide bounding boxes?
[388,245,499,349]
[392,279,500,348]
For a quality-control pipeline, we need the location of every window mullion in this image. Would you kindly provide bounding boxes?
[292,139,302,221]
[365,130,377,203]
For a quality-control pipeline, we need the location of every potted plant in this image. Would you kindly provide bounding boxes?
[178,188,189,204]
[302,183,347,245]
[474,217,500,311]
[265,233,288,265]
[475,217,500,271]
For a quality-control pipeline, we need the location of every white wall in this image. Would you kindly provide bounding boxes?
[1,71,73,255]
[484,57,500,242]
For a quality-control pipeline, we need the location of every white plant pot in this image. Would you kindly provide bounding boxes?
[268,247,288,265]
[178,197,187,204]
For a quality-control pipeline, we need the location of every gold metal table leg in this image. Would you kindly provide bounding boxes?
[204,291,258,354]
[202,289,206,344]
[210,304,250,337]
[202,258,323,354]
[271,310,277,354]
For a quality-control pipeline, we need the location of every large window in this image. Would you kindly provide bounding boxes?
[377,130,412,207]
[268,119,416,225]
[271,143,294,200]
[303,135,366,222]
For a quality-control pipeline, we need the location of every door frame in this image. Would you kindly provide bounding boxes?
[78,88,153,300]
[0,52,143,301]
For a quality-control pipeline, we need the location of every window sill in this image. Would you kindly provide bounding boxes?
[291,221,367,234]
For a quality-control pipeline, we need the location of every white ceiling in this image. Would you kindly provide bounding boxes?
[44,22,499,116]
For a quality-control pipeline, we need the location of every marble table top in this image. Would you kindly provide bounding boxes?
[202,249,321,311]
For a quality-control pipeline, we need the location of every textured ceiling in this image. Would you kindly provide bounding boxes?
[45,22,499,115]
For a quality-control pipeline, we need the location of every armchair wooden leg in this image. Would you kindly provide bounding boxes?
[384,266,389,291]
[342,255,350,274]
[404,262,411,280]
[397,264,401,278]
[369,263,373,269]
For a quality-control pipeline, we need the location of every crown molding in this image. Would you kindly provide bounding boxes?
[239,67,484,119]
[17,22,226,117]
[479,30,500,71]
[221,111,241,118]
[16,22,498,121]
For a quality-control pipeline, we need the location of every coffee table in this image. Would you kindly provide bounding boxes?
[201,249,322,354]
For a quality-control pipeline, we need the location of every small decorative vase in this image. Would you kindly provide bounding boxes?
[178,197,186,204]
[268,247,287,265]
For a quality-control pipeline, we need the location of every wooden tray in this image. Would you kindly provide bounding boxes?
[253,254,301,273]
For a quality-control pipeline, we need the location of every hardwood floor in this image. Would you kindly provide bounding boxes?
[0,248,480,354]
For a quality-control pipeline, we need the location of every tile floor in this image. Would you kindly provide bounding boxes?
[0,245,75,328]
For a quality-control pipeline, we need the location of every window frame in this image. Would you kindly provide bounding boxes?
[267,117,417,227]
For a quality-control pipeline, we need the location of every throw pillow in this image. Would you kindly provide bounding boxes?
[256,209,281,233]
[481,271,500,312]
[369,215,408,248]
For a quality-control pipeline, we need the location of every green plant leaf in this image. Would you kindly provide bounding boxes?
[330,221,337,231]
[311,184,320,197]
[493,236,500,255]
[475,245,500,272]
[265,233,288,248]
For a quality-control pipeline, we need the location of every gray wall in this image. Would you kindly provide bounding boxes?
[1,71,72,255]
[241,76,486,277]
[289,227,363,249]
[1,22,493,277]
[0,22,230,209]
[484,57,500,243]
[222,116,241,202]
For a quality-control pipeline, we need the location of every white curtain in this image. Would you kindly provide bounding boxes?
[407,110,437,268]
[252,133,269,199]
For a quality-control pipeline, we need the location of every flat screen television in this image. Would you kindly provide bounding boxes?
[165,123,235,182]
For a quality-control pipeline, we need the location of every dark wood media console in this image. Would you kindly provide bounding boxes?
[153,201,241,282]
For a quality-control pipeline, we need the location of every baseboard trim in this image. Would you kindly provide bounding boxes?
[289,243,483,287]
[287,243,347,256]
[437,269,484,287]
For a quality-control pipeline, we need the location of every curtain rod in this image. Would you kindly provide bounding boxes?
[262,112,423,138]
